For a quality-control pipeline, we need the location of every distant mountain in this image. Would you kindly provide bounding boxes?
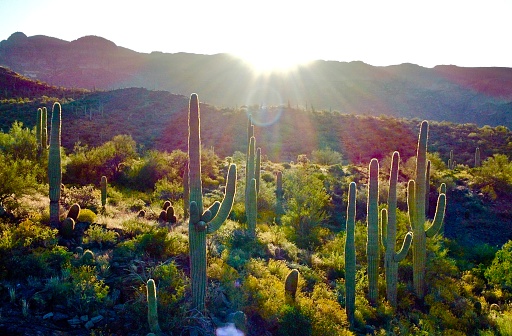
[2,32,512,129]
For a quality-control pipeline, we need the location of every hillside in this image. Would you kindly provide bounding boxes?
[1,68,511,168]
[2,32,512,129]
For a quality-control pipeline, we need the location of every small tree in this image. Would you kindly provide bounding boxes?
[281,165,330,248]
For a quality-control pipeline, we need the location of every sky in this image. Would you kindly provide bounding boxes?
[1,0,511,71]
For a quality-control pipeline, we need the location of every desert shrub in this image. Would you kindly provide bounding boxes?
[471,154,512,199]
[77,208,97,223]
[83,224,118,248]
[62,185,101,212]
[277,305,312,336]
[115,228,188,261]
[313,232,346,281]
[57,265,109,314]
[311,147,343,165]
[153,177,183,201]
[485,240,512,290]
[0,153,38,211]
[64,134,138,185]
[281,165,331,249]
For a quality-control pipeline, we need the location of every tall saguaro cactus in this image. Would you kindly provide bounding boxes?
[188,93,237,311]
[345,182,357,326]
[245,116,261,235]
[411,120,447,298]
[381,151,413,307]
[367,158,380,305]
[48,102,62,228]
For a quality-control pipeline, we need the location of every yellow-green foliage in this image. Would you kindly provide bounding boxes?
[83,225,118,248]
[77,208,97,223]
[313,232,346,280]
[243,259,352,335]
[298,283,352,336]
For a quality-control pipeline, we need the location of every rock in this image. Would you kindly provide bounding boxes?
[42,312,54,320]
[80,315,89,322]
[52,312,68,322]
[90,315,103,324]
[67,316,81,328]
[84,320,95,330]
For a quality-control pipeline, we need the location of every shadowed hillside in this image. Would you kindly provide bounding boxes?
[1,67,511,166]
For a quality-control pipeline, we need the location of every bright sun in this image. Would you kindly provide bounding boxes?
[233,51,314,74]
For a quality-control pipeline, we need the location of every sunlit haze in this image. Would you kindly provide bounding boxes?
[1,0,511,71]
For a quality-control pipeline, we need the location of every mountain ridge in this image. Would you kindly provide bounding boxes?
[1,32,512,129]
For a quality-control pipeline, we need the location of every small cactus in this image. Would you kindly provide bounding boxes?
[284,269,299,304]
[81,249,95,265]
[67,203,81,221]
[162,200,171,210]
[138,209,146,218]
[147,279,161,334]
[60,217,75,239]
[158,210,167,223]
[166,206,177,224]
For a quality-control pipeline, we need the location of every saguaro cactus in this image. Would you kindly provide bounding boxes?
[411,120,447,298]
[41,106,48,149]
[345,182,356,326]
[381,151,413,307]
[367,159,380,305]
[188,93,237,311]
[48,102,62,228]
[147,279,161,334]
[475,147,481,167]
[247,178,257,237]
[36,108,42,149]
[100,175,107,208]
[275,171,285,224]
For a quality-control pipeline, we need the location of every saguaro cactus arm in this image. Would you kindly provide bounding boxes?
[425,192,446,238]
[207,164,237,233]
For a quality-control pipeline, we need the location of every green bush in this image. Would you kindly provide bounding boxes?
[77,208,97,223]
[485,240,512,290]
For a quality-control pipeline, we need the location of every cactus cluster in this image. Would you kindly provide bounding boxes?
[187,93,237,311]
[159,201,177,225]
[48,102,62,228]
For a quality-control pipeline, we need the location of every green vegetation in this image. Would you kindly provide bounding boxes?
[3,87,512,335]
